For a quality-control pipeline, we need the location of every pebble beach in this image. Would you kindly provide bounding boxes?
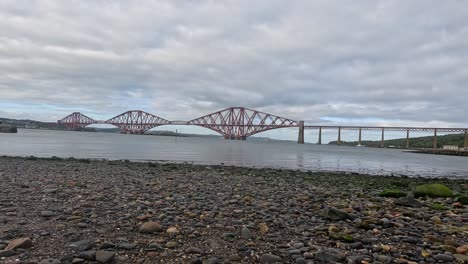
[0,156,467,263]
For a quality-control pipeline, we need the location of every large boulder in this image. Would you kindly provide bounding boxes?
[413,184,453,198]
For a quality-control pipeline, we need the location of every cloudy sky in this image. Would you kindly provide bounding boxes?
[1,0,467,139]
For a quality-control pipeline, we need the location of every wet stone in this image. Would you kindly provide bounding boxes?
[67,240,94,252]
[433,253,454,262]
[96,251,115,263]
[260,253,283,263]
[39,259,62,264]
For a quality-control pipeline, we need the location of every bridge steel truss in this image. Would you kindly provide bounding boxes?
[187,107,299,140]
[105,110,170,134]
[58,112,96,130]
[57,108,468,148]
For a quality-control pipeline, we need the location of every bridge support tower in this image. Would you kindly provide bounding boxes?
[433,129,438,150]
[465,129,468,149]
[337,127,341,145]
[406,130,410,148]
[317,127,322,145]
[381,128,385,148]
[358,129,362,146]
[298,121,304,144]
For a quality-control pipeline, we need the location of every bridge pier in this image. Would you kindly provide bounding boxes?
[224,136,246,140]
[406,130,410,148]
[318,127,322,145]
[465,129,468,149]
[298,121,304,144]
[358,128,362,146]
[433,129,438,150]
[337,127,341,145]
[381,128,385,148]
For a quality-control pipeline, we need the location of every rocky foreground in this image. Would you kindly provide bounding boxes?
[0,156,467,264]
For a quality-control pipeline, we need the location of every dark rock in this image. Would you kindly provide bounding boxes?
[394,197,424,207]
[117,242,136,250]
[206,258,221,264]
[314,250,346,263]
[351,242,364,249]
[376,254,393,264]
[67,240,94,252]
[185,246,203,254]
[0,249,16,257]
[99,242,116,249]
[241,226,252,239]
[38,259,62,264]
[433,253,454,262]
[78,250,96,261]
[260,253,282,263]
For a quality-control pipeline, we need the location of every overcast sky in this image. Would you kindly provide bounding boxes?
[1,0,468,134]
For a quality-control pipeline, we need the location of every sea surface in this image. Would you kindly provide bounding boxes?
[1,129,467,178]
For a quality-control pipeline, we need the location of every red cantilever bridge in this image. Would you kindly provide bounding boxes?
[58,107,300,140]
[57,106,468,149]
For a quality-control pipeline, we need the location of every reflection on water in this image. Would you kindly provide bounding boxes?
[0,129,467,178]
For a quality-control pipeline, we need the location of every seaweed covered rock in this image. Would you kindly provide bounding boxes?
[413,184,453,198]
[456,195,468,205]
[379,189,407,198]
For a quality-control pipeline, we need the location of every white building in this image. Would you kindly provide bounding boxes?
[442,145,459,151]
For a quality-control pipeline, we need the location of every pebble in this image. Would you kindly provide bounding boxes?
[67,240,94,252]
[38,259,62,264]
[5,237,33,250]
[241,226,252,239]
[433,253,454,262]
[0,249,16,257]
[260,253,283,263]
[165,241,177,248]
[77,250,96,261]
[95,251,115,263]
[40,210,56,217]
[185,246,203,254]
[139,221,163,233]
[166,227,179,234]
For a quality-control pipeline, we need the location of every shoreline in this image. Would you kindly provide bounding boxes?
[0,156,467,263]
[2,154,467,180]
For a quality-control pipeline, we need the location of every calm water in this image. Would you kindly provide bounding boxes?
[0,129,467,178]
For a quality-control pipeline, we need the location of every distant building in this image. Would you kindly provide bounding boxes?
[442,145,459,151]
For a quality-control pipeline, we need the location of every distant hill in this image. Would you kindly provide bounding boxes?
[0,117,64,130]
[329,133,466,148]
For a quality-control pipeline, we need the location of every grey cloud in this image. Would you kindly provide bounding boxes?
[0,0,467,128]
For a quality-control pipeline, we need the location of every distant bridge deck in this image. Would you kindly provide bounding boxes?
[305,126,467,133]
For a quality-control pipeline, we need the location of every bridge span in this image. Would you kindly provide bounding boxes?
[56,107,468,149]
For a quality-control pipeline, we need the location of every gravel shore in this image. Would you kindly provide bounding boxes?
[0,156,467,264]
